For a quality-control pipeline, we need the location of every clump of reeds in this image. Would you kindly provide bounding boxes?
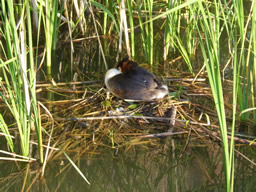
[0,0,256,190]
[0,0,43,161]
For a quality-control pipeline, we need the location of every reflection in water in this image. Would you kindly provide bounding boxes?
[2,139,256,191]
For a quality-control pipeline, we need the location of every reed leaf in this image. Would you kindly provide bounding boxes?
[91,0,120,33]
[45,0,59,74]
[197,1,233,191]
[0,114,14,152]
[127,0,135,58]
[0,0,43,161]
[252,0,256,124]
[173,34,193,73]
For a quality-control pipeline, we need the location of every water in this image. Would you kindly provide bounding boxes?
[0,139,221,191]
[1,133,256,192]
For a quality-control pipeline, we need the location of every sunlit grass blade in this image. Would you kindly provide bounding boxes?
[134,0,199,28]
[147,0,153,65]
[173,34,193,73]
[197,1,233,191]
[25,0,43,162]
[137,4,148,59]
[45,0,59,75]
[0,114,14,152]
[120,0,131,57]
[127,0,135,58]
[164,0,181,62]
[74,0,87,34]
[0,0,43,161]
[136,0,199,64]
[103,0,109,35]
[252,0,256,124]
[1,0,28,156]
[91,0,120,33]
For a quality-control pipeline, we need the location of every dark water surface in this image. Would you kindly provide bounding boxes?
[1,138,256,191]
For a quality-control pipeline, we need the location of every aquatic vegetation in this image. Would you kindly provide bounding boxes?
[0,0,255,191]
[0,0,43,161]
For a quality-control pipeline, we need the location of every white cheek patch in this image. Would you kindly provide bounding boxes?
[105,68,122,88]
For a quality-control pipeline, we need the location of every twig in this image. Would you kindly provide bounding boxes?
[38,101,54,176]
[56,115,256,147]
[0,132,59,151]
[164,77,206,82]
[36,80,101,87]
[0,157,35,162]
[138,131,187,138]
[0,150,37,161]
[55,115,217,127]
[235,149,256,166]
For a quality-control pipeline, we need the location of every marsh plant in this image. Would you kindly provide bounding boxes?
[0,0,43,162]
[0,0,255,191]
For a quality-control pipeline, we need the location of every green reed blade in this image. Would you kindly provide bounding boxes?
[91,0,120,33]
[127,0,135,58]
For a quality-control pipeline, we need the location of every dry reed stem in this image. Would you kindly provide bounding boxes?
[1,75,255,164]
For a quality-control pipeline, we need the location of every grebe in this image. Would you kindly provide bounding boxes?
[105,57,168,102]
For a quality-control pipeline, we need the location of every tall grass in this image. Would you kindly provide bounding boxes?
[0,0,43,161]
[45,0,59,75]
[163,0,194,73]
[0,1,90,184]
[127,0,135,58]
[236,0,256,124]
[164,0,176,61]
[195,0,255,191]
[135,0,154,65]
[196,1,233,190]
[252,1,256,125]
